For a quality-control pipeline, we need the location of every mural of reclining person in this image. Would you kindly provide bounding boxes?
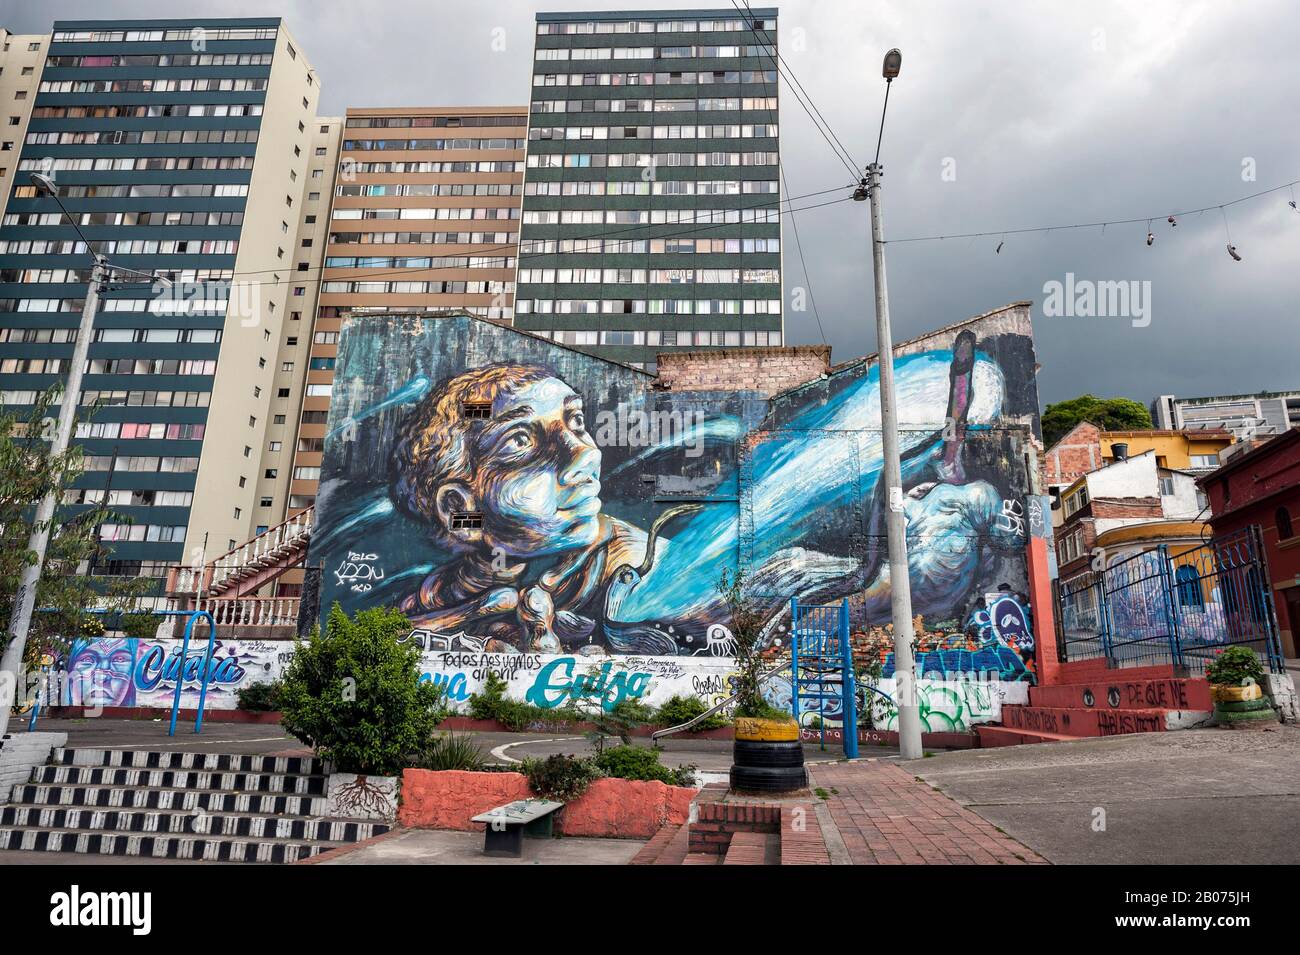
[390,363,693,654]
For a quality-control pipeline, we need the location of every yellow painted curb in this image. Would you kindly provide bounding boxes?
[1211,683,1263,703]
[735,717,800,741]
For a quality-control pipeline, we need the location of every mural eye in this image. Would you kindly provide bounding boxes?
[504,430,534,452]
[569,411,586,432]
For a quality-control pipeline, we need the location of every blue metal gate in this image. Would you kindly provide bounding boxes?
[790,598,858,757]
[1057,526,1283,675]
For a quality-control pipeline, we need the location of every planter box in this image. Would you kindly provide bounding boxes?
[398,769,693,839]
[438,715,734,740]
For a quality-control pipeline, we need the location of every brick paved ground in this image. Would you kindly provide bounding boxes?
[810,761,1049,865]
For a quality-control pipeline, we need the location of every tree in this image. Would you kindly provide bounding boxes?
[279,604,446,775]
[1041,394,1153,446]
[716,567,787,720]
[0,389,150,673]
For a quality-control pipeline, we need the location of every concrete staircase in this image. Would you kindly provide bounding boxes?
[978,665,1214,746]
[0,747,388,862]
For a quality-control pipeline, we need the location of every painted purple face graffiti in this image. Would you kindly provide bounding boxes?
[474,378,603,558]
[66,638,135,707]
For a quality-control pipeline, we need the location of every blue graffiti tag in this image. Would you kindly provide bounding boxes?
[525,657,651,711]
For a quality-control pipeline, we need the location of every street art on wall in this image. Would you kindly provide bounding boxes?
[59,637,289,709]
[309,307,1043,699]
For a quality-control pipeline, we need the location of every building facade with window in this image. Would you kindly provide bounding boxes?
[1152,390,1300,439]
[0,17,324,595]
[1199,428,1300,657]
[1055,449,1210,580]
[516,8,782,368]
[0,30,46,221]
[280,105,527,525]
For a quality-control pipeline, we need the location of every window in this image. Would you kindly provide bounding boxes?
[265,469,278,478]
[1159,475,1175,495]
[269,441,282,452]
[260,497,273,507]
[451,512,483,530]
[1278,507,1294,540]
[1175,565,1204,609]
[461,401,491,419]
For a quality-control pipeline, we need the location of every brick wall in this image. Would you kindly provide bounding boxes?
[1090,498,1163,519]
[1045,422,1102,488]
[655,345,832,397]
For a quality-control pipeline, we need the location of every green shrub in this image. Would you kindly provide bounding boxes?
[1205,646,1266,686]
[522,754,603,801]
[594,744,696,787]
[611,697,656,725]
[409,732,485,772]
[467,673,585,731]
[279,604,446,775]
[734,697,791,721]
[118,611,160,641]
[655,694,727,730]
[236,679,283,712]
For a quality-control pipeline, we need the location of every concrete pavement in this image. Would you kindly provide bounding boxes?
[908,724,1300,864]
[316,828,643,865]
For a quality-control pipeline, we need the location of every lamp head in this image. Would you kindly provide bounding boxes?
[882,48,902,80]
[29,172,57,196]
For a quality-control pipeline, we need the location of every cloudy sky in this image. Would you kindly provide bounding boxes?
[4,0,1297,409]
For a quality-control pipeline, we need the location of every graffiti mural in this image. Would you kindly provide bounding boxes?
[310,307,1042,690]
[59,638,286,708]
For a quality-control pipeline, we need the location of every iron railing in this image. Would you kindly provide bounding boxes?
[1057,525,1283,675]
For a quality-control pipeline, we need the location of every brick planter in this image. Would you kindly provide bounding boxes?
[398,769,693,839]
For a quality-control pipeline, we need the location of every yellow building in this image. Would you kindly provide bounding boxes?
[1098,429,1234,473]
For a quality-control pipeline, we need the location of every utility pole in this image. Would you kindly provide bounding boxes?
[857,49,923,760]
[0,254,105,741]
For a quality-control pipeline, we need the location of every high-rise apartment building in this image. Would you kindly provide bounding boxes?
[0,30,46,221]
[515,8,783,368]
[278,105,527,525]
[0,17,324,594]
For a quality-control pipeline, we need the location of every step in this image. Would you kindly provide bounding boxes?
[11,782,325,817]
[1029,676,1211,712]
[683,851,723,865]
[975,725,1084,747]
[1000,705,1177,737]
[628,824,680,865]
[30,765,326,795]
[53,748,323,776]
[723,830,778,865]
[0,825,333,863]
[0,805,387,843]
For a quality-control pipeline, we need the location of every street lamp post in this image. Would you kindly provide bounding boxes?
[0,173,160,741]
[856,49,924,760]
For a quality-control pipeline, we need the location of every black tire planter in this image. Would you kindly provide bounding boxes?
[730,764,809,793]
[732,739,805,767]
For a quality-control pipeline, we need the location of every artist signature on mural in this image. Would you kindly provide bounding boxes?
[334,552,385,593]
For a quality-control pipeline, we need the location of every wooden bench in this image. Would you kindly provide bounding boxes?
[471,799,564,857]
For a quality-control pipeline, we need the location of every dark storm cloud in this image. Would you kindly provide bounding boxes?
[3,0,1296,408]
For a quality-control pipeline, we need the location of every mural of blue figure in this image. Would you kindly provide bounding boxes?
[311,308,1041,671]
[388,364,699,653]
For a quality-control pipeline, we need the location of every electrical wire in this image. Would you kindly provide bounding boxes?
[884,177,1300,245]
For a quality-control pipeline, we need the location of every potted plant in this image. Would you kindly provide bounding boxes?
[1204,646,1276,728]
[718,569,807,793]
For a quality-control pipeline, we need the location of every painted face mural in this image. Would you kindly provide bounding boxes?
[65,637,137,707]
[311,310,1041,678]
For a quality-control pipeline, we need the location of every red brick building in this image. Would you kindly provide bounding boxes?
[1198,428,1300,657]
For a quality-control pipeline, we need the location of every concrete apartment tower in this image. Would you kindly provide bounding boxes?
[273,106,527,542]
[0,18,325,600]
[0,29,46,220]
[516,8,783,368]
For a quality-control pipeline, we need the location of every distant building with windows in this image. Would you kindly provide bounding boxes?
[1152,391,1300,440]
[515,8,783,368]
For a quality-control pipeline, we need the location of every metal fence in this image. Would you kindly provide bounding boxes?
[1057,525,1283,675]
